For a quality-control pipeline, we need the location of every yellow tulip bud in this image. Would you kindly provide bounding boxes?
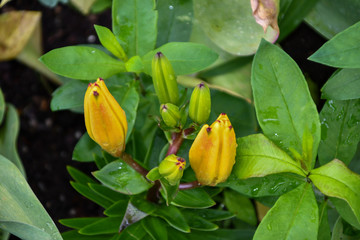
[84,78,128,157]
[159,154,186,185]
[189,113,237,186]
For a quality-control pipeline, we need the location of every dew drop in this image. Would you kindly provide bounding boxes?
[169,5,174,10]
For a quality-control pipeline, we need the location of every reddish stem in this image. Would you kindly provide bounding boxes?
[121,153,149,177]
[166,131,184,156]
[179,181,201,190]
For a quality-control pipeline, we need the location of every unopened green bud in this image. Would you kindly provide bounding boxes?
[159,154,185,185]
[189,82,211,125]
[160,103,181,128]
[152,52,179,105]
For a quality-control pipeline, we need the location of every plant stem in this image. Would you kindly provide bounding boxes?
[179,181,201,190]
[166,131,184,156]
[121,153,149,177]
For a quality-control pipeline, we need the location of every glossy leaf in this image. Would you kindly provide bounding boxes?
[70,181,113,208]
[116,221,147,240]
[93,160,152,195]
[182,211,218,231]
[308,21,360,68]
[104,199,129,217]
[142,216,167,240]
[152,205,190,233]
[321,69,360,100]
[224,190,257,226]
[193,0,278,55]
[331,197,360,230]
[172,188,215,209]
[67,166,96,185]
[235,134,306,179]
[0,89,4,124]
[112,0,157,57]
[159,178,179,206]
[252,39,320,169]
[59,217,102,229]
[142,42,218,75]
[305,0,360,39]
[62,230,112,240]
[89,183,126,202]
[192,209,234,222]
[309,159,360,229]
[0,155,62,240]
[318,201,331,240]
[0,104,25,176]
[72,133,102,162]
[318,99,360,165]
[79,217,122,235]
[156,0,193,47]
[40,46,125,80]
[253,183,318,240]
[168,228,255,240]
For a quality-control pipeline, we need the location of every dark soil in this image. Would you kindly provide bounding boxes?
[0,1,334,239]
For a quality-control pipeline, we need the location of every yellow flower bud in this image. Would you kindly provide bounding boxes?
[159,154,186,185]
[84,78,128,157]
[189,82,211,125]
[152,52,179,105]
[189,113,237,186]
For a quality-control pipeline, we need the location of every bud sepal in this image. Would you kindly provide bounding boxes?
[158,154,186,186]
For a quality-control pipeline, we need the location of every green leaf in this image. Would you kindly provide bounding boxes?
[0,155,62,240]
[193,0,278,55]
[331,197,360,230]
[59,217,102,229]
[191,209,234,222]
[253,183,318,240]
[116,221,147,240]
[234,134,306,179]
[67,166,96,184]
[159,178,179,206]
[70,181,114,208]
[309,159,360,229]
[224,190,257,226]
[0,89,4,125]
[168,228,255,240]
[321,69,360,100]
[142,216,168,240]
[332,216,343,240]
[252,39,320,169]
[318,99,360,166]
[40,46,125,80]
[308,21,360,68]
[305,0,360,39]
[147,167,162,181]
[156,0,193,47]
[79,217,122,235]
[94,24,127,61]
[93,159,152,195]
[172,188,215,209]
[91,0,111,13]
[130,196,157,215]
[278,0,319,41]
[62,230,112,240]
[142,42,218,75]
[0,230,9,240]
[88,183,126,202]
[0,104,25,176]
[125,55,144,73]
[318,201,331,240]
[104,199,129,217]
[72,133,102,162]
[182,211,218,231]
[112,0,157,57]
[152,205,190,233]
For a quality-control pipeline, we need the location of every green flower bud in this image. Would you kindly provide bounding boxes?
[189,82,211,125]
[160,103,181,128]
[159,154,185,185]
[152,52,179,105]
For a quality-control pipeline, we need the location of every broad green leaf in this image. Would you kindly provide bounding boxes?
[142,42,218,75]
[94,25,127,61]
[116,220,147,240]
[321,69,360,100]
[253,183,318,240]
[235,134,306,179]
[252,39,320,169]
[0,89,4,124]
[0,156,62,240]
[88,183,126,202]
[278,0,319,41]
[193,0,278,55]
[172,188,215,209]
[156,0,193,47]
[130,196,157,215]
[79,217,122,235]
[331,197,360,230]
[220,172,305,197]
[168,228,255,240]
[142,216,167,240]
[67,166,96,184]
[125,55,144,73]
[305,0,360,39]
[309,159,360,229]
[62,230,112,240]
[152,205,190,233]
[112,0,157,57]
[40,46,125,80]
[182,211,218,231]
[192,209,234,222]
[93,159,152,195]
[59,217,102,229]
[224,190,257,226]
[147,167,162,182]
[104,199,129,217]
[160,178,179,206]
[0,104,25,176]
[70,181,113,208]
[308,21,360,68]
[72,133,102,162]
[318,201,331,240]
[318,99,360,165]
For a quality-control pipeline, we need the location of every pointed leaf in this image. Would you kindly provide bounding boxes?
[104,199,129,217]
[152,205,190,233]
[70,181,113,208]
[252,39,320,169]
[112,0,157,57]
[318,99,360,166]
[67,166,96,184]
[309,159,360,229]
[79,217,122,235]
[94,25,127,61]
[318,201,331,240]
[59,217,102,229]
[172,188,215,209]
[253,183,318,240]
[159,178,179,206]
[308,21,360,68]
[182,211,218,231]
[62,230,112,240]
[72,133,102,162]
[191,209,234,222]
[224,190,257,226]
[142,216,168,240]
[88,183,126,202]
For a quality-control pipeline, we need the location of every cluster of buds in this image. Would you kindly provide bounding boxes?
[158,154,186,185]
